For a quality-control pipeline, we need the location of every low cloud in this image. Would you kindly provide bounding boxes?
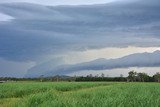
[25,51,160,77]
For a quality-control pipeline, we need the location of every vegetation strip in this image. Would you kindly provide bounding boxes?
[1,82,160,107]
[0,82,113,99]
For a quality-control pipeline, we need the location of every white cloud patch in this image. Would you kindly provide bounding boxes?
[0,12,13,21]
[62,47,160,64]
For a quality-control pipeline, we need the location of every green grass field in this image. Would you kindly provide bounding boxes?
[0,82,160,107]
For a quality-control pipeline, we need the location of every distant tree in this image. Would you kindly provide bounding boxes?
[153,72,160,82]
[137,73,149,82]
[95,74,99,77]
[101,73,105,78]
[40,75,44,82]
[128,70,137,82]
[56,75,59,82]
[120,74,123,77]
[120,74,124,81]
[87,74,93,78]
[52,75,60,82]
[89,74,93,78]
[74,75,77,81]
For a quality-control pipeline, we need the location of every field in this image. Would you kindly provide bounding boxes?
[0,82,160,107]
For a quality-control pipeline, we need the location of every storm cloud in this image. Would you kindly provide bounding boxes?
[0,0,160,62]
[0,0,160,77]
[25,51,160,77]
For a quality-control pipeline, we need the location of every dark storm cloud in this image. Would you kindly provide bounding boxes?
[0,0,160,62]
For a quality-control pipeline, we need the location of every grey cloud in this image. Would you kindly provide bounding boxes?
[25,51,160,77]
[0,0,160,62]
[0,58,34,77]
[0,0,120,6]
[26,57,65,77]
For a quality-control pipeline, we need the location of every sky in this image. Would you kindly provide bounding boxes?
[0,0,160,77]
[0,0,122,6]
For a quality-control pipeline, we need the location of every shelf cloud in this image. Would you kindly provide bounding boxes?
[0,0,160,77]
[0,0,160,62]
[25,51,160,77]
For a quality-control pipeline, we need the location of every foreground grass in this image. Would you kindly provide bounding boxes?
[0,82,160,107]
[0,82,112,98]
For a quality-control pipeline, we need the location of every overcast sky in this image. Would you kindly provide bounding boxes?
[0,0,122,5]
[0,0,160,77]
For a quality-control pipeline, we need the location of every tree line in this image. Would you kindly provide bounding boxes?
[0,71,160,82]
[127,71,160,82]
[75,71,160,82]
